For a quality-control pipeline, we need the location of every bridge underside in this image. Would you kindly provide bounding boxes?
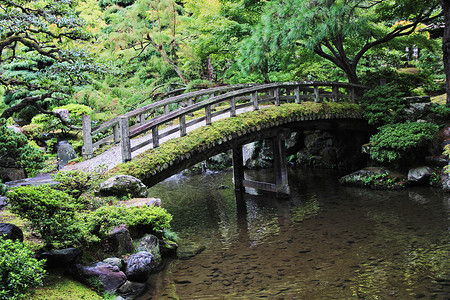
[129,118,373,196]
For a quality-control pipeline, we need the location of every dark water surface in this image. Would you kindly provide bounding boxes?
[142,168,450,299]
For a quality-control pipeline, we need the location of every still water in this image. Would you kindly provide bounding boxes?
[141,168,450,299]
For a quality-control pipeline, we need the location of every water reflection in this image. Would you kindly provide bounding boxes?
[143,168,450,299]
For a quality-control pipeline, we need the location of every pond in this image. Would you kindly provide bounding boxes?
[139,167,450,299]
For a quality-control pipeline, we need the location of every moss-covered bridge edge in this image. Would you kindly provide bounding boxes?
[110,101,363,186]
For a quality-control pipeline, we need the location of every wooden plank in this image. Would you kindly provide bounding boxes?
[232,147,244,191]
[119,116,131,162]
[314,85,320,102]
[92,135,113,149]
[251,91,259,110]
[82,115,93,158]
[274,88,280,105]
[180,115,186,136]
[295,86,300,104]
[131,138,153,153]
[242,179,277,193]
[152,126,159,148]
[205,105,212,125]
[230,96,236,117]
[113,123,120,144]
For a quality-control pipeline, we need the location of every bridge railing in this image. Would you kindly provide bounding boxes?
[82,81,367,161]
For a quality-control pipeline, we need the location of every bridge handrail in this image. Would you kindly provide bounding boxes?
[81,81,367,160]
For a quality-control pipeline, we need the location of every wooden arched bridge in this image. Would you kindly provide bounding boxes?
[81,81,369,196]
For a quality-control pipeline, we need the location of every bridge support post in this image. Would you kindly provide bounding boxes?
[82,115,93,159]
[232,146,244,191]
[119,116,131,162]
[273,130,290,197]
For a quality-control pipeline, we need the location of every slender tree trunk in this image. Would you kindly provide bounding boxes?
[442,0,450,106]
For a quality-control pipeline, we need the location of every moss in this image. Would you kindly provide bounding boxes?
[32,272,103,300]
[111,102,361,180]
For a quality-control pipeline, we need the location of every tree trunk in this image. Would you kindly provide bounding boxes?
[442,0,450,106]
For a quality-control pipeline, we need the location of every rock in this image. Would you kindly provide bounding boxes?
[408,166,435,184]
[38,248,82,268]
[442,170,450,192]
[205,152,232,171]
[117,281,146,298]
[160,240,178,258]
[0,197,7,210]
[103,257,123,269]
[403,96,431,104]
[339,168,407,190]
[116,198,161,208]
[136,234,162,266]
[177,243,206,260]
[54,108,69,120]
[70,262,127,292]
[242,141,273,169]
[57,141,78,169]
[0,223,23,242]
[98,175,148,198]
[125,251,156,282]
[103,225,134,255]
[425,156,449,167]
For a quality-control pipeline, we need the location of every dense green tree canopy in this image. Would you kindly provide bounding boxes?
[241,0,441,83]
[0,0,106,121]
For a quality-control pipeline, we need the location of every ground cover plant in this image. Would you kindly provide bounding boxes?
[0,237,46,300]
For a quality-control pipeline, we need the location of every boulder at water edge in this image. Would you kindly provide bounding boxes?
[70,262,127,292]
[117,281,147,298]
[98,175,148,198]
[0,223,23,242]
[136,234,162,267]
[125,251,156,282]
[407,166,435,184]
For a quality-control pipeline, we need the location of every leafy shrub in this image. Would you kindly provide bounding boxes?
[0,237,46,300]
[360,83,408,126]
[369,122,439,165]
[51,168,107,202]
[31,104,93,133]
[0,119,45,177]
[83,205,173,239]
[6,185,82,249]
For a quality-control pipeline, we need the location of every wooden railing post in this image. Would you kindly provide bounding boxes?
[230,96,236,117]
[251,91,259,110]
[82,115,93,159]
[314,85,320,102]
[350,87,355,102]
[139,113,146,124]
[295,86,300,104]
[332,85,338,102]
[274,88,280,105]
[113,123,120,144]
[180,115,186,137]
[119,116,131,162]
[205,105,212,125]
[152,126,159,148]
[164,104,170,115]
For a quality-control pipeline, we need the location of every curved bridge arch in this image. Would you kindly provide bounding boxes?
[112,103,370,195]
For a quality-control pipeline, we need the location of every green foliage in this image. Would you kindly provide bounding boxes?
[6,185,82,249]
[0,237,46,300]
[0,0,109,120]
[0,180,7,196]
[369,122,439,165]
[51,168,107,202]
[0,119,45,177]
[360,83,410,126]
[31,104,93,132]
[82,205,173,238]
